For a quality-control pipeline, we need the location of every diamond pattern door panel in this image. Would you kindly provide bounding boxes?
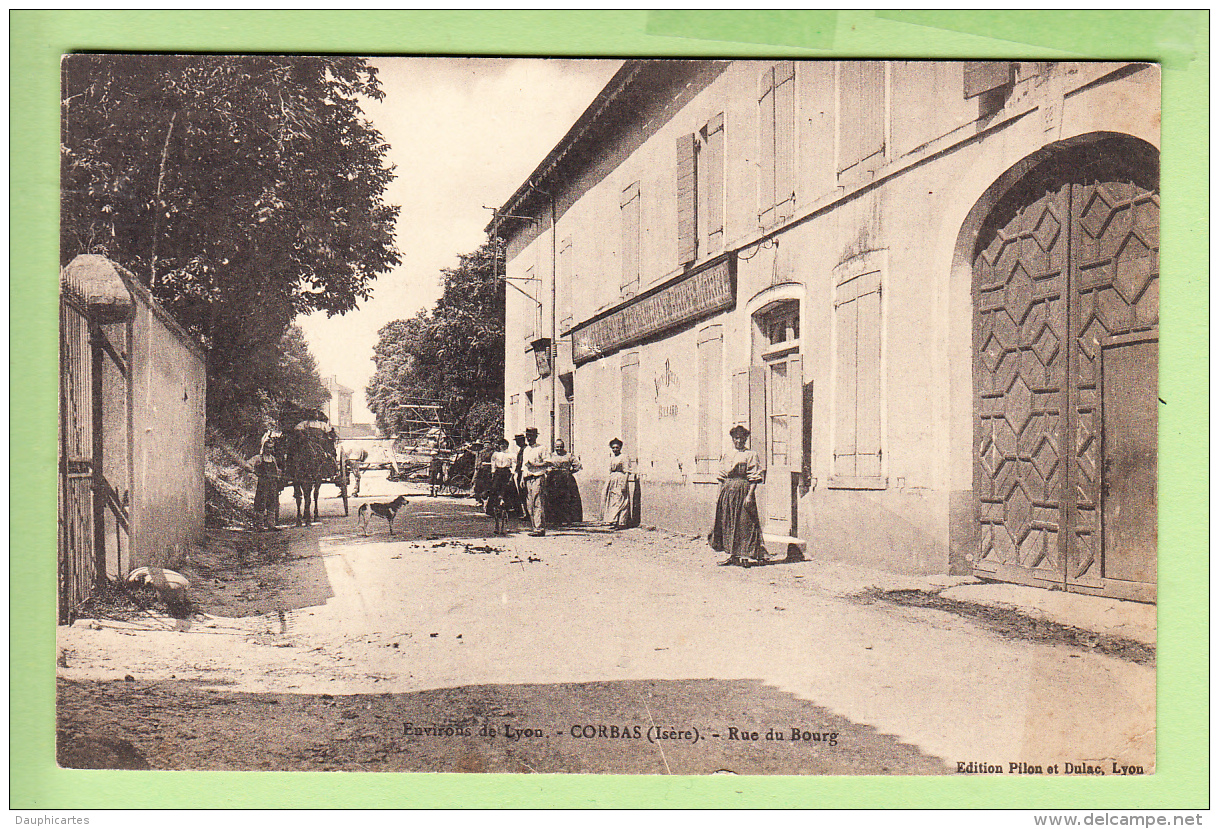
[973,183,1070,585]
[973,173,1159,598]
[1069,181,1159,588]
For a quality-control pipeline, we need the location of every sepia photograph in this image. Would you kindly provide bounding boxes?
[54,53,1163,779]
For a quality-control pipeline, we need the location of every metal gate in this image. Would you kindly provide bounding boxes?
[58,285,133,623]
[972,173,1158,602]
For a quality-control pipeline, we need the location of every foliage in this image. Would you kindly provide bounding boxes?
[205,325,331,452]
[61,55,399,443]
[366,240,504,443]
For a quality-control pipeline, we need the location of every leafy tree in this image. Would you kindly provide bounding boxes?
[61,55,399,443]
[367,240,504,443]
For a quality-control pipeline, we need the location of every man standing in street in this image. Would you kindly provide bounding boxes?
[343,443,369,497]
[521,427,550,537]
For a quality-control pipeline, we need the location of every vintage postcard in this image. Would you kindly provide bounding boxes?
[54,53,1163,783]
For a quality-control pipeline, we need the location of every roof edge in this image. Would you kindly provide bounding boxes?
[485,59,645,237]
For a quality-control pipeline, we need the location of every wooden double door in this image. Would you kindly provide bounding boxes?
[972,175,1158,602]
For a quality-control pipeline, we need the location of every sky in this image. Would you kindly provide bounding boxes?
[297,57,622,424]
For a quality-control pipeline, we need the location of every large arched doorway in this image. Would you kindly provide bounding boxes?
[971,136,1158,602]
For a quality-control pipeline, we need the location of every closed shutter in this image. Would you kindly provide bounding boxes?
[732,368,750,427]
[676,134,697,266]
[839,61,885,173]
[557,402,573,452]
[696,326,723,474]
[856,287,882,477]
[833,271,883,484]
[621,355,639,466]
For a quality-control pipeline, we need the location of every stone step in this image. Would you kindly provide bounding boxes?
[764,534,807,560]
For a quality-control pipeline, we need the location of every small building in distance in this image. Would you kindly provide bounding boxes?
[495,60,1159,600]
[323,375,354,428]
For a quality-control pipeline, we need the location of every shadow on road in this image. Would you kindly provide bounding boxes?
[57,676,948,774]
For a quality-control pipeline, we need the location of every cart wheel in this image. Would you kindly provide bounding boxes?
[340,483,349,517]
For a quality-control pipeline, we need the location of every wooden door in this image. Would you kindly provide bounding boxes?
[972,175,1158,600]
[762,353,801,537]
[1101,339,1157,586]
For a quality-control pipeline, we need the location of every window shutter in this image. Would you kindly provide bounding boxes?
[558,237,573,331]
[701,115,725,253]
[524,265,537,340]
[833,270,883,483]
[774,61,796,208]
[834,295,858,477]
[676,133,697,266]
[800,369,814,487]
[758,67,776,217]
[697,326,723,474]
[557,401,573,452]
[732,368,750,428]
[963,61,1012,99]
[838,62,886,173]
[620,182,641,295]
[620,356,639,466]
[749,365,767,468]
[856,286,882,478]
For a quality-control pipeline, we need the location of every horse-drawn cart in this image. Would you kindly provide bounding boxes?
[272,409,348,525]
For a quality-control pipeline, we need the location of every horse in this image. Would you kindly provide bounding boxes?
[277,423,343,526]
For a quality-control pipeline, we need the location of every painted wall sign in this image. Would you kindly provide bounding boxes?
[570,254,735,364]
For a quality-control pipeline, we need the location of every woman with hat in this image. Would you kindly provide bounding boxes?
[601,438,632,529]
[709,425,767,567]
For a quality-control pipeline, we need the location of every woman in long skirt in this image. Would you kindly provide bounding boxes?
[601,438,631,529]
[709,425,767,566]
[485,438,518,535]
[545,439,584,526]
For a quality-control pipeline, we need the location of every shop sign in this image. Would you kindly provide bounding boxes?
[570,255,734,364]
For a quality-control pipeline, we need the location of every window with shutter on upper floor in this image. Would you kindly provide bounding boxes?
[837,61,887,177]
[677,114,725,267]
[620,182,641,298]
[758,61,795,227]
[522,264,538,341]
[558,236,573,332]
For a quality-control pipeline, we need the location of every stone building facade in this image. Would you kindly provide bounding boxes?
[496,60,1159,599]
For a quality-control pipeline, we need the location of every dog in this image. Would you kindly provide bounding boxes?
[357,494,408,536]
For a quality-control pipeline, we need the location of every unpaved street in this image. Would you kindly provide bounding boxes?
[57,472,1154,774]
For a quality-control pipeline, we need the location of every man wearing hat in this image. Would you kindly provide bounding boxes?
[513,433,528,518]
[521,427,551,536]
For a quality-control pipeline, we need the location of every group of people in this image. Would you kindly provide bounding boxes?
[471,428,635,536]
[250,415,769,568]
[474,423,769,567]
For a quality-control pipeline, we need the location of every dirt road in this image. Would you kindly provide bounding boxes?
[57,471,1154,774]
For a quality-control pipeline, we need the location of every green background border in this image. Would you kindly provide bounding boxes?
[11,10,1208,809]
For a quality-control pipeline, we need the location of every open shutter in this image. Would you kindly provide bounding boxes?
[676,133,697,266]
[774,61,796,211]
[757,66,776,220]
[749,365,767,468]
[620,183,640,296]
[838,61,886,174]
[701,114,725,254]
